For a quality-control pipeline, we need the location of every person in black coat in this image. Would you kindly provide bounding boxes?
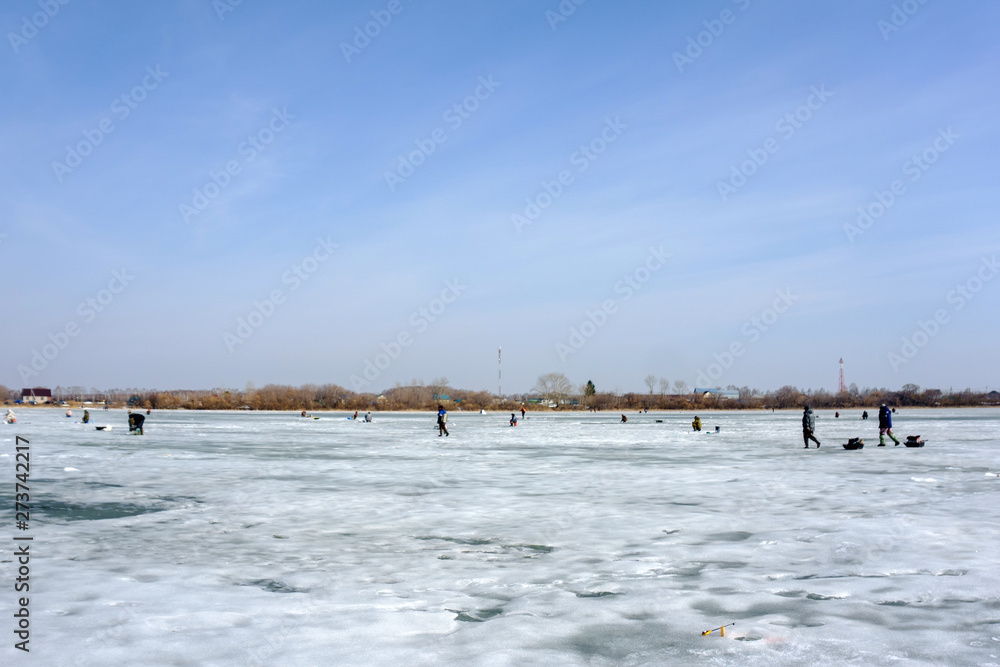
[802,406,820,448]
[128,412,145,435]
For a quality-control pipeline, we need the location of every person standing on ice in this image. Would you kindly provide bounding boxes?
[878,403,900,446]
[437,405,449,437]
[520,406,526,420]
[802,406,820,448]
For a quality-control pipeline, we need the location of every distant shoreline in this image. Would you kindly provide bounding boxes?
[8,404,997,413]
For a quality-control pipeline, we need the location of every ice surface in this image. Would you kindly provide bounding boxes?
[2,408,999,665]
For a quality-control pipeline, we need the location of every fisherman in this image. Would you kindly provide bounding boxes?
[520,406,526,420]
[83,409,90,424]
[301,410,307,417]
[862,410,869,420]
[510,413,517,426]
[4,409,15,424]
[128,412,145,435]
[621,414,628,423]
[437,405,449,437]
[715,426,720,433]
[802,405,820,448]
[878,403,900,446]
[352,411,358,420]
[692,416,702,431]
[66,409,72,418]
[364,411,372,422]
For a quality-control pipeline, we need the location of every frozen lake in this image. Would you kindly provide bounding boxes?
[2,407,999,666]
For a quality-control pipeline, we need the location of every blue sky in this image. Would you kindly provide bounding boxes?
[2,0,998,394]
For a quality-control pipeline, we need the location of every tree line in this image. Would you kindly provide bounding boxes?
[1,378,996,412]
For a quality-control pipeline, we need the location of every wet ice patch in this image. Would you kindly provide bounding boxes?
[35,500,167,522]
[448,607,503,622]
[237,579,309,594]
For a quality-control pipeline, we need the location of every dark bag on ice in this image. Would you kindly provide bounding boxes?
[844,437,864,450]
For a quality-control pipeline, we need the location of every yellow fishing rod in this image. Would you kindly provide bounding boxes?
[701,622,734,637]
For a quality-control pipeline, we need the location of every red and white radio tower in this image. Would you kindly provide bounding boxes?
[838,358,846,393]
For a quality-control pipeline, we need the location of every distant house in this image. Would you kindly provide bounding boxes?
[694,388,740,400]
[21,387,53,404]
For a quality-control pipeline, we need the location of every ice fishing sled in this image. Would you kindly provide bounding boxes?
[843,438,864,450]
[904,435,926,447]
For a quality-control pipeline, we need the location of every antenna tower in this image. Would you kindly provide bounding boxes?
[838,358,846,393]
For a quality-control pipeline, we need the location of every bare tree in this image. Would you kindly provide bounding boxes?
[659,377,670,395]
[644,374,657,394]
[673,380,689,395]
[535,373,573,399]
[430,377,450,399]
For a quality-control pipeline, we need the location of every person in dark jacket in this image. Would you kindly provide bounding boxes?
[878,403,900,446]
[802,406,820,448]
[128,412,145,435]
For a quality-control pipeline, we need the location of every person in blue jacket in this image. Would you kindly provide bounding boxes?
[878,403,900,446]
[437,405,449,437]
